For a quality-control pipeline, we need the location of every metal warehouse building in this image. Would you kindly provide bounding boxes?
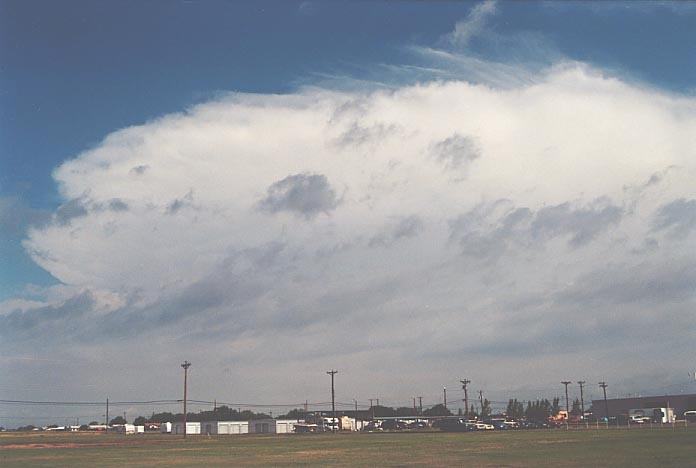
[201,421,249,435]
[592,393,696,419]
[172,422,201,435]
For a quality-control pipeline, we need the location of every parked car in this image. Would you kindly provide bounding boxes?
[380,419,407,431]
[475,422,494,431]
[407,420,428,430]
[435,418,475,432]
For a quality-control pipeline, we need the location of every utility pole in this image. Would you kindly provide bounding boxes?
[106,397,109,426]
[369,399,375,420]
[326,370,337,432]
[413,397,417,416]
[181,361,191,438]
[599,381,609,423]
[478,390,484,418]
[460,380,470,417]
[354,399,359,431]
[561,381,571,415]
[418,396,423,416]
[577,381,586,419]
[443,387,447,411]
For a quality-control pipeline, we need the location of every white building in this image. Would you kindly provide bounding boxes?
[112,424,136,434]
[160,422,172,433]
[200,421,249,435]
[172,422,201,435]
[275,419,300,434]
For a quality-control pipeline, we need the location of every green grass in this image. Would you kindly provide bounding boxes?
[1,428,694,467]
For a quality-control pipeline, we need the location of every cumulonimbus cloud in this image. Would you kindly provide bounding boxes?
[4,62,696,404]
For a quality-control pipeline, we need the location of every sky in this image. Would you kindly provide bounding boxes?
[2,0,696,427]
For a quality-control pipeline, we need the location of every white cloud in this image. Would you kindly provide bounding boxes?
[446,0,498,48]
[5,62,696,412]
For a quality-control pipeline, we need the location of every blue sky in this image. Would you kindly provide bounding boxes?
[2,1,696,426]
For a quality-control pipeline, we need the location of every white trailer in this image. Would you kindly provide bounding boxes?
[172,422,201,435]
[200,421,249,435]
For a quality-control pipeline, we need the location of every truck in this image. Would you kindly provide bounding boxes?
[628,407,674,424]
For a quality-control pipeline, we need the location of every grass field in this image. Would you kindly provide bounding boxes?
[1,428,694,467]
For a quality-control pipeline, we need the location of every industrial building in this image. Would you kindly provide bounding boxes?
[591,393,696,419]
[201,421,249,435]
[172,422,201,435]
[274,420,300,434]
[248,419,276,434]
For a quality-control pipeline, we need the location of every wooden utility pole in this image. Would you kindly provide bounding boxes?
[577,381,586,419]
[326,370,337,432]
[561,381,571,415]
[460,380,471,417]
[181,361,191,438]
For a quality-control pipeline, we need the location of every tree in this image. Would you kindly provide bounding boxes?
[506,399,524,420]
[133,416,147,426]
[551,397,561,416]
[277,408,304,420]
[373,405,396,418]
[571,398,582,416]
[89,421,99,426]
[109,416,126,425]
[481,399,492,419]
[422,404,452,417]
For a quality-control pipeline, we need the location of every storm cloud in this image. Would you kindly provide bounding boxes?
[4,62,696,414]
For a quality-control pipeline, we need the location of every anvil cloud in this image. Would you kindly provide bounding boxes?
[3,64,696,407]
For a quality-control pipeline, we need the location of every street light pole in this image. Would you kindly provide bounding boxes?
[181,361,191,438]
[599,381,609,424]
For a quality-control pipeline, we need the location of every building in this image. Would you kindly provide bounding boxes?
[592,393,696,420]
[275,419,300,434]
[249,419,277,434]
[172,422,201,435]
[112,424,136,434]
[160,422,172,433]
[200,421,249,435]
